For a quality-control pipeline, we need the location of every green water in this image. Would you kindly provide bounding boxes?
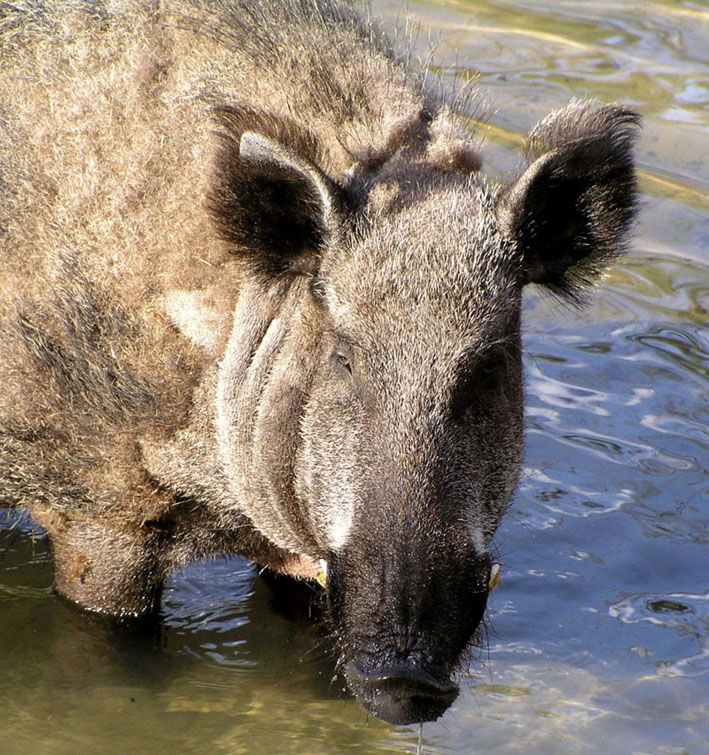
[2,1,708,752]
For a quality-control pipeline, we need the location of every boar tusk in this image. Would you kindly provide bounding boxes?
[317,559,328,588]
[489,563,500,591]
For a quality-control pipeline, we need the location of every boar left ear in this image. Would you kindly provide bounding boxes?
[497,101,640,302]
[210,126,341,278]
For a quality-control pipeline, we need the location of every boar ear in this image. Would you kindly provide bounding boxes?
[210,128,340,277]
[497,101,640,302]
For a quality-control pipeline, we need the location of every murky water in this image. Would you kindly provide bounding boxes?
[2,0,708,752]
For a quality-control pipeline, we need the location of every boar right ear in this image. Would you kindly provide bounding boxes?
[497,101,640,302]
[210,124,341,278]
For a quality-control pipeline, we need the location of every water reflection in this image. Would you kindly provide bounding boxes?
[610,591,709,677]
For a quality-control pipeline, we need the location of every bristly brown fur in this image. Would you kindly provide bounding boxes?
[1,0,480,610]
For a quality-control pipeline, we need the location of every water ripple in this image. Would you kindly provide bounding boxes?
[609,592,709,677]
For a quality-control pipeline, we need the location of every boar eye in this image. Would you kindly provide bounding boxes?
[333,352,353,376]
[449,347,506,422]
[476,351,504,391]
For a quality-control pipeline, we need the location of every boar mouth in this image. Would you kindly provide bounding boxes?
[345,658,459,725]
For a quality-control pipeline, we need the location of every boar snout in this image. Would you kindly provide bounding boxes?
[327,547,491,724]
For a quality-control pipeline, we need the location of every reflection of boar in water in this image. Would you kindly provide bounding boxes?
[0,0,638,725]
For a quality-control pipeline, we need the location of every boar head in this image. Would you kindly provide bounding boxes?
[209,101,638,724]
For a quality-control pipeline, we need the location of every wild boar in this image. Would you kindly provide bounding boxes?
[0,0,638,725]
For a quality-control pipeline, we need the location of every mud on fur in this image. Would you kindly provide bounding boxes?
[0,0,639,725]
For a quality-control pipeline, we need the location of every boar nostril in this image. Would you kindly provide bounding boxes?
[348,661,458,699]
[346,660,459,724]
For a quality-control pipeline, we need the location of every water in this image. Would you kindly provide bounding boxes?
[1,0,708,752]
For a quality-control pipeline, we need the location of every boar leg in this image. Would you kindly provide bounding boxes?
[36,511,166,620]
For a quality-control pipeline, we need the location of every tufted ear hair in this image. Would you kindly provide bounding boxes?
[496,101,640,302]
[209,107,342,278]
